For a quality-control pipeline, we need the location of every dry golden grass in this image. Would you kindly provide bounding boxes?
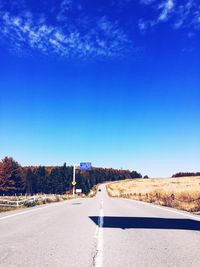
[106,176,200,213]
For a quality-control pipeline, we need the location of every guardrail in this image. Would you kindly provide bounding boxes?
[0,196,47,207]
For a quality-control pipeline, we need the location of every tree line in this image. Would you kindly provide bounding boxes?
[172,172,200,178]
[0,157,142,195]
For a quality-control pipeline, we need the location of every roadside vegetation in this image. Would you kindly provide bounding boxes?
[106,176,200,214]
[0,206,20,213]
[0,156,142,195]
[0,194,74,213]
[0,185,99,213]
[0,156,142,213]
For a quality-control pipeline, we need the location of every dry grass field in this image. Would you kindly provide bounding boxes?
[106,176,200,214]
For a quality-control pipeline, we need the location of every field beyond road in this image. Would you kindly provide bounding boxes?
[106,176,200,214]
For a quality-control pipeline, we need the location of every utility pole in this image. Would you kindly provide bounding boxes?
[71,163,92,197]
[72,165,77,197]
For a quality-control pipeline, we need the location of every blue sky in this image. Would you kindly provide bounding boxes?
[0,0,200,177]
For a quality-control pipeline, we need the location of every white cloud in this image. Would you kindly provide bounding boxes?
[140,0,156,4]
[137,0,175,31]
[57,0,73,22]
[172,0,200,31]
[0,10,131,59]
[138,19,157,32]
[1,0,199,57]
[158,0,174,21]
[138,0,200,33]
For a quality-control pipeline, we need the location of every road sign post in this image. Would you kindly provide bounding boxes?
[71,162,92,197]
[72,165,77,198]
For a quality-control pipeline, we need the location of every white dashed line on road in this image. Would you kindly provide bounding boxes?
[94,198,104,267]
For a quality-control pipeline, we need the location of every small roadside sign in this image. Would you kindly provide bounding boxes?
[76,189,82,193]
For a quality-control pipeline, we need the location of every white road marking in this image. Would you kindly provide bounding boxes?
[123,198,200,221]
[0,201,69,222]
[94,198,104,267]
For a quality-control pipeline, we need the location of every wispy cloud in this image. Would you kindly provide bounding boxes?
[0,1,132,59]
[0,0,199,58]
[140,0,156,4]
[158,0,174,22]
[57,0,74,22]
[138,0,200,33]
[138,19,156,33]
[173,0,200,30]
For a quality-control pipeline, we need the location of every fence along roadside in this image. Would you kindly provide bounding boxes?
[0,196,47,207]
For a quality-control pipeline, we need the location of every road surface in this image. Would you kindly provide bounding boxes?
[0,184,200,267]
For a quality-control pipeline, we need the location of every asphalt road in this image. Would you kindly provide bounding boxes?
[0,184,200,267]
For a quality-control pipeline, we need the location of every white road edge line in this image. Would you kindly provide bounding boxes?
[0,201,68,221]
[94,199,104,267]
[123,198,200,221]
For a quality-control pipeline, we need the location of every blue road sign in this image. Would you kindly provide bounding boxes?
[80,162,92,171]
